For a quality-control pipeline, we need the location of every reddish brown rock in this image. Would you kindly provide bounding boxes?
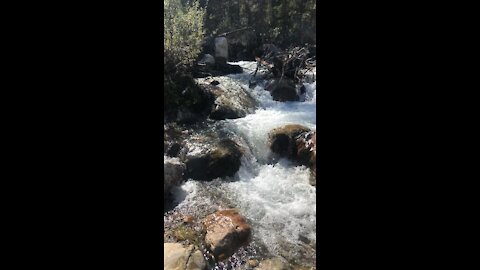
[203,209,251,261]
[295,131,316,185]
[268,124,311,158]
[269,125,316,186]
[183,215,194,224]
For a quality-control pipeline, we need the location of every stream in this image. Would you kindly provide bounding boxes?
[165,61,317,269]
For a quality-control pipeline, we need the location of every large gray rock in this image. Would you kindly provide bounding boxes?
[164,243,206,270]
[203,209,251,261]
[164,156,186,195]
[214,37,228,64]
[195,77,256,120]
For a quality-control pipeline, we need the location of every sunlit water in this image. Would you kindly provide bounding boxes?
[166,61,317,269]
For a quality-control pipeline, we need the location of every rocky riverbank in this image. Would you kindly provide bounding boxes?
[164,61,316,269]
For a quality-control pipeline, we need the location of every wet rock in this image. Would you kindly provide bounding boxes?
[210,100,244,119]
[208,139,243,178]
[166,142,182,157]
[268,125,311,158]
[164,243,206,270]
[196,77,256,120]
[203,209,251,261]
[164,156,186,196]
[295,131,316,185]
[269,126,316,185]
[171,224,200,244]
[185,139,243,181]
[300,85,306,95]
[266,79,299,102]
[255,257,292,270]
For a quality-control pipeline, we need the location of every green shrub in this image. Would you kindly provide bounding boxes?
[164,0,205,73]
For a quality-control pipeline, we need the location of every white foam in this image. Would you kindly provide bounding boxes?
[224,159,316,252]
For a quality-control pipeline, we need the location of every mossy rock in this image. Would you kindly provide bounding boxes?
[171,224,203,246]
[164,72,215,123]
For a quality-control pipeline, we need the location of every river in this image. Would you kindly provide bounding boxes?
[165,61,317,269]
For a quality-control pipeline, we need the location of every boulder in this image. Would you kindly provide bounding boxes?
[268,125,311,158]
[164,243,206,270]
[185,139,243,181]
[164,74,215,123]
[266,79,299,102]
[196,77,256,120]
[203,209,251,261]
[164,156,186,196]
[269,125,316,185]
[215,37,228,66]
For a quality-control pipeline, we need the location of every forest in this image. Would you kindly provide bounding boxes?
[164,0,316,115]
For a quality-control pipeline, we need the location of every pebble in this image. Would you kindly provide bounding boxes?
[248,259,259,267]
[183,215,194,223]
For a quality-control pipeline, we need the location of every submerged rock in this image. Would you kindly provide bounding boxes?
[203,209,251,261]
[255,257,292,270]
[185,139,243,181]
[164,156,186,196]
[164,243,206,270]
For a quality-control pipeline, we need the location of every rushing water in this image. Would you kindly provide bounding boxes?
[166,61,317,269]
